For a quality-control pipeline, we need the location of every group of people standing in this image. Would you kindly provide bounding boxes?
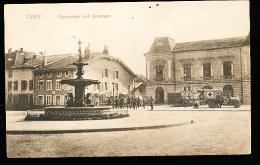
[107,96,154,110]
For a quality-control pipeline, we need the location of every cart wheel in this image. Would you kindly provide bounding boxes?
[208,101,215,108]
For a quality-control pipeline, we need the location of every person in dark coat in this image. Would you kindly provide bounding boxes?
[137,96,140,108]
[143,97,146,109]
[183,97,187,108]
[115,97,119,109]
[108,98,112,106]
[127,96,131,109]
[150,96,154,111]
[119,97,124,109]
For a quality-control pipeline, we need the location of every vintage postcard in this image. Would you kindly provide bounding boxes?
[5,2,250,157]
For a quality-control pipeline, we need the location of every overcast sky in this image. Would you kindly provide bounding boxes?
[4,2,249,75]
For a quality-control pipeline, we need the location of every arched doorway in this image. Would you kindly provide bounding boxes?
[223,85,233,97]
[155,87,164,103]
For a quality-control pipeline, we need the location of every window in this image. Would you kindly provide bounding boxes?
[57,71,62,77]
[29,80,33,90]
[46,80,52,90]
[104,82,108,90]
[13,81,18,91]
[97,83,100,90]
[94,84,97,90]
[39,81,44,90]
[115,71,119,79]
[102,69,108,78]
[37,95,44,106]
[156,65,164,81]
[65,71,71,76]
[46,95,52,105]
[8,81,12,91]
[39,73,44,78]
[47,72,52,77]
[56,80,61,90]
[223,61,232,77]
[8,71,12,78]
[55,95,61,105]
[21,80,27,91]
[203,63,211,78]
[114,83,118,91]
[183,64,191,81]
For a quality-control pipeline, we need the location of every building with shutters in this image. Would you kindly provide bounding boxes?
[5,48,69,110]
[33,45,136,108]
[144,32,250,105]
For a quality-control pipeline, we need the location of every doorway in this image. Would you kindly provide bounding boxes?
[155,87,164,103]
[223,85,233,97]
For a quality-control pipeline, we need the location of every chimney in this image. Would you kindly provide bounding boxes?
[20,48,23,52]
[8,48,12,54]
[83,43,90,59]
[44,51,47,66]
[103,45,108,54]
[14,51,25,66]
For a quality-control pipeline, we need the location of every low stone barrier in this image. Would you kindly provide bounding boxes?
[25,106,129,121]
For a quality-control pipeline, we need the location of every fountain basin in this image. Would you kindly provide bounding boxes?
[25,106,129,120]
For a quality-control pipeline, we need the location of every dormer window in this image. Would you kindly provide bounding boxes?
[39,73,44,78]
[47,72,52,77]
[57,71,62,77]
[65,71,71,76]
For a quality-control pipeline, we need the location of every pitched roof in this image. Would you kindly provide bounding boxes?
[242,32,250,46]
[84,53,136,77]
[11,54,69,69]
[5,51,36,69]
[145,37,175,54]
[36,54,78,72]
[173,36,247,53]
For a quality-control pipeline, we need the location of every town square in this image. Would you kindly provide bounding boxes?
[5,2,250,157]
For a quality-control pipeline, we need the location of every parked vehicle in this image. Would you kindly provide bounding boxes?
[168,88,241,108]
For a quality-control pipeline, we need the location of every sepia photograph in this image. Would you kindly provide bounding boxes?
[5,2,250,157]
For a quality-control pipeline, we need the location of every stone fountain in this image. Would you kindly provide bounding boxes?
[26,40,129,120]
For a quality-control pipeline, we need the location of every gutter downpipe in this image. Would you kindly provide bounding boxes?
[240,47,243,103]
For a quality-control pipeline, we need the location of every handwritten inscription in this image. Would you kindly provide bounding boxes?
[57,14,110,19]
[26,15,42,19]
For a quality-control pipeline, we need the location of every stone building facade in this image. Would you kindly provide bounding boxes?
[5,48,68,110]
[144,33,250,105]
[33,45,136,108]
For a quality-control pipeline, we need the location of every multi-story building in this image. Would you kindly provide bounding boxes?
[34,45,136,107]
[5,47,70,110]
[144,32,250,104]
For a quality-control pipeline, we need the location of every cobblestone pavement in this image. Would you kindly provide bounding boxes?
[6,108,250,157]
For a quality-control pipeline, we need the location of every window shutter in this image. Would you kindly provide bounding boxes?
[182,66,184,78]
[53,95,56,105]
[221,61,223,77]
[231,62,233,77]
[201,63,203,77]
[102,69,104,78]
[35,96,38,105]
[60,95,64,105]
[211,63,213,77]
[42,96,45,106]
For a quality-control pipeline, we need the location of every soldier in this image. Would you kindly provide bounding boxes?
[150,96,154,111]
[127,96,131,109]
[143,96,147,109]
[183,97,187,108]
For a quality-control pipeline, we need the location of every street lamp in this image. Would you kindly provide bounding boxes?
[112,82,115,109]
